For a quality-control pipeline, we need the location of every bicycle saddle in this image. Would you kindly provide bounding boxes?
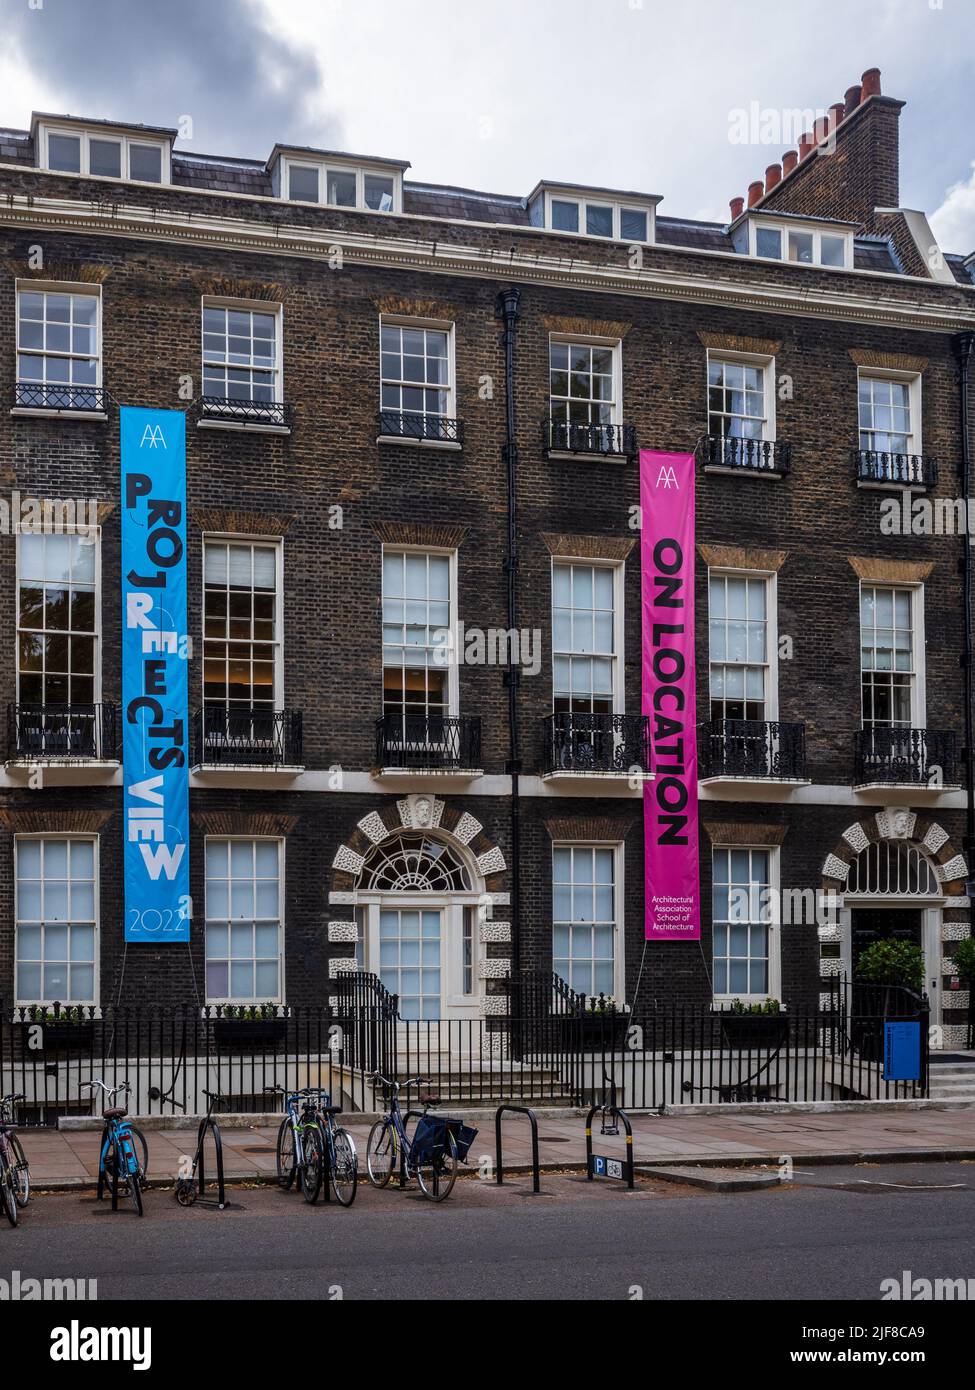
[102,1107,127,1120]
[420,1093,440,1106]
[320,1104,343,1116]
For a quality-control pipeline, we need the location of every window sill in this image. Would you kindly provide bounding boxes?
[10,407,108,422]
[704,465,784,481]
[197,418,291,436]
[375,435,462,451]
[856,479,934,492]
[545,449,629,464]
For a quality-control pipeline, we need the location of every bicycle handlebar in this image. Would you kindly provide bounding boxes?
[80,1080,131,1101]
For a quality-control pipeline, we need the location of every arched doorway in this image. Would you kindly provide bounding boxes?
[353,830,486,1021]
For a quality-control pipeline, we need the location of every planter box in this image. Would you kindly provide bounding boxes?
[713,1012,789,1050]
[562,1013,631,1051]
[213,1017,288,1049]
[15,1019,95,1051]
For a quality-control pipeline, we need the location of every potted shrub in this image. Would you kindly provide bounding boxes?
[853,940,925,1062]
[712,998,789,1049]
[212,1003,288,1048]
[15,1005,95,1050]
[577,995,630,1050]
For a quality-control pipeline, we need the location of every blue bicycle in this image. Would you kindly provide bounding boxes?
[365,1073,460,1202]
[82,1080,148,1217]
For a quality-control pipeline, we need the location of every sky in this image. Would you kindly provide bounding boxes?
[1,0,974,251]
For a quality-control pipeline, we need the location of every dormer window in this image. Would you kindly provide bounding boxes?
[37,122,168,183]
[273,149,404,213]
[528,184,657,243]
[737,214,853,270]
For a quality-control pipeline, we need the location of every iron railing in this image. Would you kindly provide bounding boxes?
[855,449,938,487]
[854,726,957,787]
[14,383,108,413]
[375,713,481,770]
[700,719,807,780]
[192,707,303,768]
[199,396,293,428]
[7,703,119,761]
[543,712,651,774]
[698,434,790,475]
[376,411,463,444]
[0,979,928,1122]
[543,419,637,458]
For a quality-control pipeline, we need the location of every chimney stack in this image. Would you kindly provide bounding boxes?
[729,195,745,221]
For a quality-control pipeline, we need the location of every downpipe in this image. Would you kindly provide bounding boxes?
[497,286,522,979]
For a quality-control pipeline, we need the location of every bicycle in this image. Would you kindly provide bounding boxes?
[365,1073,459,1202]
[0,1093,30,1227]
[82,1080,148,1217]
[148,1084,227,1210]
[267,1086,326,1204]
[305,1091,358,1207]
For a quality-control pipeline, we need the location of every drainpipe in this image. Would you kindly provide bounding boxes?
[954,332,975,884]
[497,286,523,979]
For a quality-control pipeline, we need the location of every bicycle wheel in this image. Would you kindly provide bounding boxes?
[127,1127,149,1188]
[301,1124,323,1204]
[329,1127,358,1207]
[1,1155,17,1228]
[127,1164,144,1217]
[416,1130,458,1203]
[9,1135,30,1208]
[276,1117,297,1191]
[366,1119,396,1188]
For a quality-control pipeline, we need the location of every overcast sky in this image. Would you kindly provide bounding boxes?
[1,0,974,251]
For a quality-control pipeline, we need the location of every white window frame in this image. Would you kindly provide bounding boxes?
[15,279,103,406]
[548,333,623,433]
[711,843,781,1005]
[278,154,403,213]
[378,315,456,422]
[706,349,776,443]
[15,833,100,1008]
[858,581,926,729]
[707,568,778,722]
[16,525,103,709]
[856,367,922,456]
[204,835,285,1006]
[201,534,284,712]
[551,841,625,1004]
[381,545,459,720]
[38,122,170,184]
[200,296,284,411]
[537,188,656,244]
[550,556,624,715]
[746,216,853,270]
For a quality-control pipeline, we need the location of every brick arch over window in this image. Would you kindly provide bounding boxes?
[329,796,507,896]
[819,810,968,895]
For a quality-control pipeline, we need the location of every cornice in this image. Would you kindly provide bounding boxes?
[1,193,974,335]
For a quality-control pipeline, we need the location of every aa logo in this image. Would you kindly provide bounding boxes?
[140,424,167,449]
[656,465,678,489]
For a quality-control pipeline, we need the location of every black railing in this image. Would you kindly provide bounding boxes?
[855,449,938,487]
[698,434,790,475]
[199,396,292,428]
[7,703,119,760]
[543,419,637,458]
[14,383,108,413]
[376,411,463,444]
[700,719,807,780]
[0,980,928,1122]
[544,712,651,774]
[375,713,482,770]
[854,726,957,787]
[192,707,303,768]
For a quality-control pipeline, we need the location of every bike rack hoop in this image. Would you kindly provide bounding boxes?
[494,1104,542,1195]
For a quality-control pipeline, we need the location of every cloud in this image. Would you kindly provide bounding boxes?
[931,164,975,257]
[1,0,340,157]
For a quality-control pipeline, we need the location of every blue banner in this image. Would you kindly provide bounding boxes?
[121,407,190,943]
[884,1021,922,1082]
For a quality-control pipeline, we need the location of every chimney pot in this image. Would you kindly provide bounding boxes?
[747,180,764,208]
[765,163,782,191]
[829,102,845,131]
[798,132,815,161]
[813,115,830,144]
[729,195,745,221]
[782,149,799,175]
[844,84,862,117]
[861,67,881,100]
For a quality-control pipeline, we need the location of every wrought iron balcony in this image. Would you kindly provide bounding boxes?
[700,719,807,781]
[375,714,481,771]
[193,707,303,768]
[198,396,293,429]
[543,419,637,459]
[855,450,937,488]
[8,704,119,761]
[543,712,651,775]
[854,726,957,788]
[376,410,463,444]
[14,383,108,413]
[698,434,790,476]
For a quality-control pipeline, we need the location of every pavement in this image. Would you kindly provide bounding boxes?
[17,1104,975,1189]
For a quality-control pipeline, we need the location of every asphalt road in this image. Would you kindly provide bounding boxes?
[4,1161,975,1302]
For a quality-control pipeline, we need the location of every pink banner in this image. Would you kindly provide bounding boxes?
[640,450,700,941]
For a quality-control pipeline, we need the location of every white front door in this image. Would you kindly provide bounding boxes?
[365,898,480,1022]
